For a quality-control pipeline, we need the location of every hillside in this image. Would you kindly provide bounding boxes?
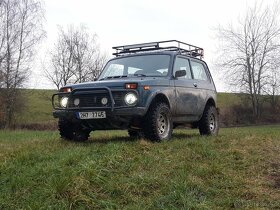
[13,89,280,128]
[15,89,56,124]
[15,89,238,125]
[216,92,243,108]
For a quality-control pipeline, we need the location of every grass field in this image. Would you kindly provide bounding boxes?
[0,126,280,209]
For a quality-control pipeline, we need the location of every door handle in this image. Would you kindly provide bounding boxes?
[193,83,198,87]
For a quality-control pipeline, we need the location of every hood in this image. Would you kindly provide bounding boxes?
[65,77,170,90]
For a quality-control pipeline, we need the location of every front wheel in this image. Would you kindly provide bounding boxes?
[58,119,90,141]
[198,106,219,135]
[128,130,144,139]
[143,102,173,141]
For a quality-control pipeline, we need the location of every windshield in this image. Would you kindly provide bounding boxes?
[99,54,170,80]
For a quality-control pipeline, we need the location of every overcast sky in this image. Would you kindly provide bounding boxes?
[31,0,264,91]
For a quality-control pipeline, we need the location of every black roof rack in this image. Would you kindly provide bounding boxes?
[112,40,204,59]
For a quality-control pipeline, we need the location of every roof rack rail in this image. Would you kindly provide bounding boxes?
[112,40,204,59]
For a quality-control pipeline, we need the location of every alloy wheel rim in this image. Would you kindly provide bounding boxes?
[209,113,216,131]
[158,112,169,135]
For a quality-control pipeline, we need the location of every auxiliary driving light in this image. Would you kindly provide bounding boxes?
[101,97,108,105]
[60,97,69,108]
[124,92,138,106]
[74,98,80,106]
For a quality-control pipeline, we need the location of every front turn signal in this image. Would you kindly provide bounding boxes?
[143,85,150,90]
[60,87,72,93]
[125,83,138,89]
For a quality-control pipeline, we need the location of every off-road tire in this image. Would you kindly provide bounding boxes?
[198,105,219,135]
[58,119,90,141]
[72,129,90,142]
[128,130,144,139]
[58,119,74,140]
[143,102,173,142]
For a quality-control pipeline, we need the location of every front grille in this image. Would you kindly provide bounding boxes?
[113,92,126,107]
[69,91,127,108]
[71,94,111,108]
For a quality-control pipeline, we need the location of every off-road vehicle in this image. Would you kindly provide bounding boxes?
[52,40,219,141]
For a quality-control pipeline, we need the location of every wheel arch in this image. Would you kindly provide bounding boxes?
[148,92,171,109]
[205,97,216,108]
[198,97,217,121]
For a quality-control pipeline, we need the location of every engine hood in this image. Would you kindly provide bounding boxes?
[64,77,170,90]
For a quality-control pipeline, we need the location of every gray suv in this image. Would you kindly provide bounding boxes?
[52,40,219,142]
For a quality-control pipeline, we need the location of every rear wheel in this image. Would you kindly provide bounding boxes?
[198,106,219,135]
[58,119,90,141]
[143,102,173,141]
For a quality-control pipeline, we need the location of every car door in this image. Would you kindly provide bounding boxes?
[173,56,200,118]
[189,59,213,115]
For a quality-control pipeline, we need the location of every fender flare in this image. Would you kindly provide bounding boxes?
[144,91,172,114]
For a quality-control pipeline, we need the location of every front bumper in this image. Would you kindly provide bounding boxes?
[53,107,147,120]
[53,107,147,130]
[52,87,147,130]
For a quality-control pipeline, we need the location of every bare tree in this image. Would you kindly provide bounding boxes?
[215,2,280,119]
[0,0,7,87]
[263,63,280,110]
[72,25,93,83]
[45,24,107,90]
[0,0,45,128]
[44,26,76,90]
[89,50,108,80]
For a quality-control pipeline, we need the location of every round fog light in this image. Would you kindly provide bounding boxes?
[74,98,80,106]
[60,97,69,108]
[101,97,108,105]
[124,93,138,106]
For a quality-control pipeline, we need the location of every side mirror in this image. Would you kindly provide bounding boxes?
[175,70,186,78]
[93,78,98,81]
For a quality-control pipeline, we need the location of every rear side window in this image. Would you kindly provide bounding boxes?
[190,61,208,81]
[173,57,192,79]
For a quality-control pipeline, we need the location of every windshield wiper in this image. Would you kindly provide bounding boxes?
[134,73,147,77]
[100,75,128,81]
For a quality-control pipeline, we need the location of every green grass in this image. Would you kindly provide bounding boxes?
[217,92,242,108]
[15,89,56,124]
[0,126,280,209]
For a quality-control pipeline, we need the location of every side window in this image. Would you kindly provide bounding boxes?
[173,57,192,79]
[190,61,208,81]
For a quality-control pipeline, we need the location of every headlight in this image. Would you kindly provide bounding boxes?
[60,97,69,108]
[124,92,138,106]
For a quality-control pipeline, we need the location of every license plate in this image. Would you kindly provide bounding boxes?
[78,111,106,119]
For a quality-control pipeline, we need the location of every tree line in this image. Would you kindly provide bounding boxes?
[0,0,45,128]
[0,0,107,128]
